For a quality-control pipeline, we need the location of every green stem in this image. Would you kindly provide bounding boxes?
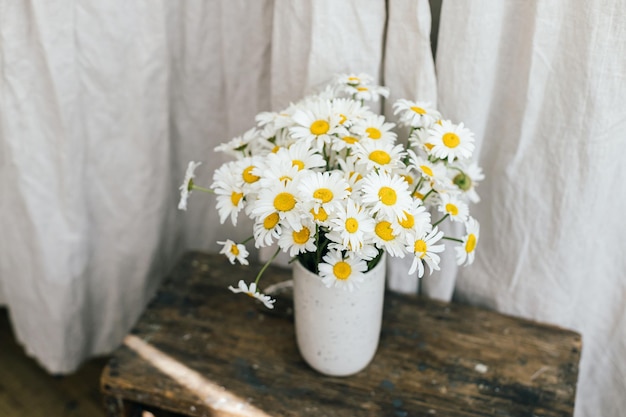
[422,188,435,202]
[240,235,254,245]
[412,177,425,195]
[441,236,463,243]
[191,184,214,194]
[254,247,281,287]
[433,213,449,227]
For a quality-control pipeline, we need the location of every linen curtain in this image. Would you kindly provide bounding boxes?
[433,3,626,417]
[1,1,624,416]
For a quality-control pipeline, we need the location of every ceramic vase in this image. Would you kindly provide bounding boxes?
[292,254,387,376]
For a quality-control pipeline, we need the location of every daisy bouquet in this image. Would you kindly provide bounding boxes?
[179,73,483,309]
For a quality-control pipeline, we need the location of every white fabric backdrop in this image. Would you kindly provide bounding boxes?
[433,2,626,416]
[0,0,180,373]
[1,0,624,415]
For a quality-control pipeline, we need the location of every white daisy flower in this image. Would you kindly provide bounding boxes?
[392,165,419,193]
[290,100,346,151]
[283,140,326,172]
[426,120,475,162]
[178,161,202,211]
[211,163,245,226]
[318,250,368,291]
[333,74,390,101]
[456,217,480,266]
[336,155,367,193]
[257,151,303,187]
[249,180,304,231]
[372,219,406,258]
[360,171,413,220]
[253,212,282,248]
[438,193,469,223]
[336,73,375,87]
[214,128,261,158]
[298,170,350,217]
[278,220,317,257]
[406,228,445,277]
[350,84,390,102]
[354,141,406,173]
[228,280,276,309]
[307,205,331,227]
[256,109,295,132]
[450,162,484,203]
[218,239,249,266]
[391,199,432,241]
[331,97,368,127]
[408,150,447,184]
[331,131,363,152]
[327,199,375,252]
[351,114,397,144]
[234,156,264,195]
[408,127,437,156]
[392,99,441,129]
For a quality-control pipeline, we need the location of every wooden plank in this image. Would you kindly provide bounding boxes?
[101,251,581,417]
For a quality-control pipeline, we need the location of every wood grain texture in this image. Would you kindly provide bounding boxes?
[101,251,581,417]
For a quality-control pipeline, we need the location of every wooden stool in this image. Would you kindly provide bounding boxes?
[100,251,581,417]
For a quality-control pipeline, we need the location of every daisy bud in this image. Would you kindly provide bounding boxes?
[453,172,472,191]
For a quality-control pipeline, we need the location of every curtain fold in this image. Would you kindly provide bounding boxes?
[0,0,178,373]
[435,2,626,416]
[382,0,442,295]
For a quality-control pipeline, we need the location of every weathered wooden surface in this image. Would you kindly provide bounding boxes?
[101,251,581,417]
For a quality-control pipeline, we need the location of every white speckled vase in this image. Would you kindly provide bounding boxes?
[292,254,387,377]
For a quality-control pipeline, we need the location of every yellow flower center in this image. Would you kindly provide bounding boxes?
[345,217,359,233]
[230,245,240,256]
[333,261,352,280]
[366,127,382,139]
[292,160,305,171]
[424,143,435,150]
[311,207,328,222]
[411,106,426,115]
[271,145,280,153]
[414,239,427,258]
[442,132,460,148]
[375,221,394,241]
[369,150,391,165]
[413,191,424,199]
[339,114,347,124]
[274,192,296,212]
[401,174,413,185]
[310,120,330,136]
[445,203,459,216]
[357,86,368,92]
[343,136,358,144]
[349,171,363,182]
[242,166,260,183]
[313,188,333,203]
[378,186,397,206]
[465,233,477,253]
[398,211,414,229]
[292,227,310,244]
[263,212,280,230]
[348,76,360,83]
[230,191,243,206]
[420,165,434,177]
